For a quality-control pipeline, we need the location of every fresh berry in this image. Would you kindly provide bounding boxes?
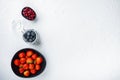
[14,59,20,66]
[30,69,36,74]
[19,68,25,73]
[36,57,43,64]
[26,58,33,64]
[26,50,33,57]
[35,64,41,70]
[23,64,29,70]
[24,70,30,77]
[20,58,26,64]
[22,7,36,20]
[19,52,25,58]
[29,64,35,70]
[32,54,38,60]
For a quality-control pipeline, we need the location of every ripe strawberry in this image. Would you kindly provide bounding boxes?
[35,64,41,71]
[31,54,38,60]
[14,59,20,66]
[36,57,43,64]
[23,64,29,70]
[19,52,25,58]
[19,68,25,74]
[20,58,26,64]
[26,58,33,64]
[24,70,30,77]
[22,7,36,20]
[26,50,33,57]
[30,69,36,74]
[29,64,34,70]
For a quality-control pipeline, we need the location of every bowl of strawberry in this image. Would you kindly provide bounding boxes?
[11,48,46,78]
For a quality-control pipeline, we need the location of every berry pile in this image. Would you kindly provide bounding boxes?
[13,50,43,77]
[23,30,36,43]
[22,7,36,20]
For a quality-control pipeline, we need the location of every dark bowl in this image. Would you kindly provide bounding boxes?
[11,48,46,78]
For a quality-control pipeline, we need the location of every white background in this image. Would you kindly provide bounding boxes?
[0,0,120,80]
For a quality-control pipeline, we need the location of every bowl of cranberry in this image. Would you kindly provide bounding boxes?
[21,7,36,21]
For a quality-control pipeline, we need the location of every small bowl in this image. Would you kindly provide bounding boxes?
[11,48,46,78]
[23,29,39,45]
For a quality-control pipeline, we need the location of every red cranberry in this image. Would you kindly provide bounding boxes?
[22,7,36,21]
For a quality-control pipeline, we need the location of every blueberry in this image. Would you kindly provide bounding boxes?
[23,34,27,39]
[28,39,32,42]
[27,31,30,36]
[31,31,35,36]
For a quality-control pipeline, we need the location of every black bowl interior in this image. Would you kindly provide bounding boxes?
[11,48,46,78]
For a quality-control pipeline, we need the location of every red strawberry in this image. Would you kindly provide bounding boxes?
[23,64,29,70]
[19,68,25,74]
[35,64,41,71]
[36,57,43,64]
[24,70,30,77]
[26,58,33,64]
[20,58,26,64]
[19,52,25,58]
[26,50,33,57]
[31,54,38,60]
[14,59,20,66]
[29,64,34,70]
[30,69,36,74]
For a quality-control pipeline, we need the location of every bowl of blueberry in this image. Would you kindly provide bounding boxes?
[23,29,39,44]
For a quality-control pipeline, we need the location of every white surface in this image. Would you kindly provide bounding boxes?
[0,0,120,80]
